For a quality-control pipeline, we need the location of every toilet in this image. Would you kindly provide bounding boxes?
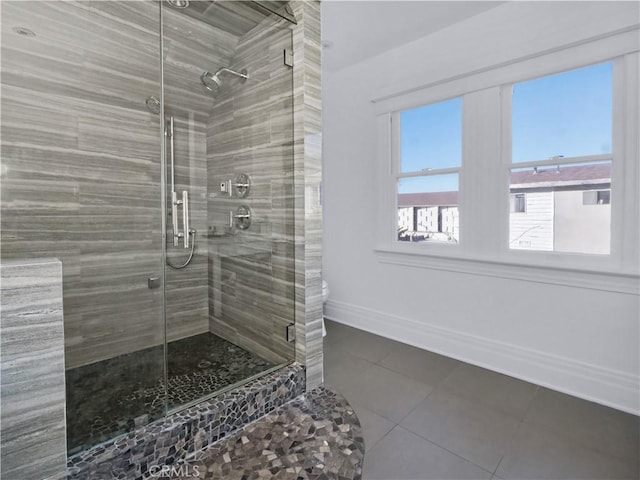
[321,280,329,337]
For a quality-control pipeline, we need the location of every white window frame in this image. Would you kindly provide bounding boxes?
[373,31,639,294]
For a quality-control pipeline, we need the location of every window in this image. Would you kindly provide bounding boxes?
[509,63,613,255]
[510,193,526,213]
[583,190,611,205]
[376,42,638,283]
[396,98,461,244]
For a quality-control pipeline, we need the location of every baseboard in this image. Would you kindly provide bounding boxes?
[324,299,639,415]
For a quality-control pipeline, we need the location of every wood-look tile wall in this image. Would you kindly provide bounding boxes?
[207,1,324,377]
[207,13,296,365]
[1,0,322,381]
[291,1,324,388]
[1,259,67,480]
[0,1,237,368]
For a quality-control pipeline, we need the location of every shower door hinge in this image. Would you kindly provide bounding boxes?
[286,324,296,342]
[283,49,294,68]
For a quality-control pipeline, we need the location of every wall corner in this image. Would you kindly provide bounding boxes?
[291,0,324,390]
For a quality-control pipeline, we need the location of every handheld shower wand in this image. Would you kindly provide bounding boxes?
[166,115,196,269]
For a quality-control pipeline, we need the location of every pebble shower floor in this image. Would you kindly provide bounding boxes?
[65,332,275,455]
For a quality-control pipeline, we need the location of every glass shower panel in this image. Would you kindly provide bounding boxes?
[162,1,296,412]
[0,1,165,455]
[161,2,219,411]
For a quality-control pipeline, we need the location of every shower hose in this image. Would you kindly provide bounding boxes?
[166,228,196,270]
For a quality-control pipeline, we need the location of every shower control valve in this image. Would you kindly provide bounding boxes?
[233,173,251,198]
[231,205,252,230]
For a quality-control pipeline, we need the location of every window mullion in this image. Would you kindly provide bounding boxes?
[499,85,513,254]
[375,113,396,249]
[617,52,639,271]
[461,87,503,256]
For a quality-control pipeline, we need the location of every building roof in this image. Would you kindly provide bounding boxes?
[398,191,458,207]
[398,164,611,207]
[510,163,611,187]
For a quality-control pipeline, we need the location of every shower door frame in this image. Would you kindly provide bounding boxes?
[158,1,170,418]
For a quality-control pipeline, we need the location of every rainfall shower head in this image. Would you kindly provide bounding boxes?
[200,71,222,93]
[200,67,248,94]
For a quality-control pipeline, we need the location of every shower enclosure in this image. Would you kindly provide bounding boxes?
[1,0,298,456]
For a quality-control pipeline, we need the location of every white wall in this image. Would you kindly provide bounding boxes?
[322,1,639,413]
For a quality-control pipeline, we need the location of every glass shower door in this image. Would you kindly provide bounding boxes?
[161,0,296,412]
[160,1,216,410]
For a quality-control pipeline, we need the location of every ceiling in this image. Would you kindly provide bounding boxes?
[322,1,505,73]
[170,1,294,37]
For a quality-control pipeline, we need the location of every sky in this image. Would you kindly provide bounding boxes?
[399,62,613,194]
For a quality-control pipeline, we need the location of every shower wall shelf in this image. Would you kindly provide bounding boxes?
[207,226,233,238]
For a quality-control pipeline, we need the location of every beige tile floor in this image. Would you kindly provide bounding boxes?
[323,320,639,480]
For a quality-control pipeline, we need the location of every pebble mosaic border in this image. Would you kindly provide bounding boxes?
[67,364,305,480]
[183,386,365,480]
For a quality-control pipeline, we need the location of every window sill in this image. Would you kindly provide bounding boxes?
[374,247,639,294]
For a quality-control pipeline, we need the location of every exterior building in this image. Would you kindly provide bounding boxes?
[509,163,611,254]
[398,164,611,253]
[398,191,459,242]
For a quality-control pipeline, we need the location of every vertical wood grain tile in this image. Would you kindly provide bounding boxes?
[291,0,323,389]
